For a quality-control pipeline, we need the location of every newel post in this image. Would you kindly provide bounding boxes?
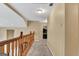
[32,32,34,40]
[19,31,23,56]
[20,32,23,39]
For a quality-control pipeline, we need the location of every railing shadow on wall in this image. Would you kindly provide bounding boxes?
[0,31,34,56]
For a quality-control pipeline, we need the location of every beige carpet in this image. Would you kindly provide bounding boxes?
[27,39,52,56]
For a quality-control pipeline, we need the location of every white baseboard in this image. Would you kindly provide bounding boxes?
[47,42,54,56]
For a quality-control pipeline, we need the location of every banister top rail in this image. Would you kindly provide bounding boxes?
[0,32,33,46]
[0,37,20,46]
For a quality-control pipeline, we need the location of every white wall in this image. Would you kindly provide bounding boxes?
[27,21,46,41]
[0,16,27,40]
[0,4,27,28]
[0,29,7,41]
[47,3,65,56]
[14,28,27,37]
[0,18,27,28]
[0,27,27,41]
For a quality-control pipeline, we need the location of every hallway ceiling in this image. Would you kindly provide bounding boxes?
[8,3,53,22]
[0,4,26,28]
[0,3,53,27]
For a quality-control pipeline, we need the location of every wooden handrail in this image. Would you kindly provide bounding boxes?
[0,37,20,46]
[0,31,34,56]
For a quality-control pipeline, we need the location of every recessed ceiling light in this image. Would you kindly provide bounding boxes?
[35,8,46,14]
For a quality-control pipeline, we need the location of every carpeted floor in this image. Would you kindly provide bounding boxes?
[27,39,52,56]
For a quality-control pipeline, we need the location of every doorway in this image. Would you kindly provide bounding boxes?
[43,26,47,39]
[7,30,14,39]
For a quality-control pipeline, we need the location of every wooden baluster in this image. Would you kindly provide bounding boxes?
[23,37,25,51]
[23,37,26,50]
[31,33,33,43]
[29,36,31,48]
[12,42,14,56]
[19,39,21,56]
[17,39,19,56]
[31,34,32,44]
[29,36,31,47]
[15,41,17,56]
[0,32,34,56]
[33,32,34,41]
[20,32,23,56]
[18,39,22,56]
[7,43,10,56]
[32,33,34,42]
[27,37,29,49]
[30,35,32,47]
[1,45,4,56]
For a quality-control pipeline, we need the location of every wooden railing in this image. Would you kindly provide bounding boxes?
[0,32,34,56]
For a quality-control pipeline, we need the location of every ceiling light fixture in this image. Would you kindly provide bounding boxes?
[35,8,46,14]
